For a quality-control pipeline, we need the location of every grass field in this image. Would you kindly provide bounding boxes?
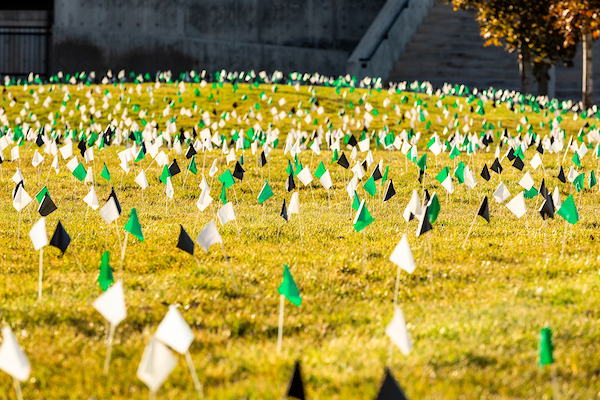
[0,78,599,399]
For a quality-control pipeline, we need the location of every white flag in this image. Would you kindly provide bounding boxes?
[506,192,527,218]
[84,147,94,163]
[51,155,59,173]
[166,177,174,200]
[137,337,177,393]
[289,192,300,215]
[319,170,333,190]
[155,305,194,354]
[12,185,32,212]
[84,167,94,184]
[99,197,120,224]
[385,308,412,356]
[297,166,313,186]
[209,159,219,177]
[310,140,321,155]
[59,143,73,159]
[29,217,48,251]
[389,234,416,274]
[196,221,223,252]
[83,186,100,210]
[518,172,534,190]
[226,148,237,164]
[66,157,79,173]
[11,168,24,184]
[529,153,542,170]
[552,187,561,209]
[93,280,127,326]
[135,170,149,190]
[10,146,19,161]
[196,188,213,212]
[403,190,422,222]
[0,326,31,382]
[493,182,511,204]
[32,149,44,167]
[357,138,370,152]
[217,202,236,226]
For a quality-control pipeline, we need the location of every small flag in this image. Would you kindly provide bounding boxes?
[154,305,195,354]
[160,165,171,184]
[101,163,111,181]
[135,170,149,190]
[383,180,396,202]
[428,193,440,224]
[137,338,177,393]
[556,194,579,224]
[176,225,195,255]
[506,192,527,218]
[416,207,432,237]
[258,180,274,204]
[337,153,350,169]
[493,182,511,204]
[478,196,490,223]
[195,221,223,252]
[218,169,235,189]
[385,308,412,356]
[436,167,454,194]
[557,166,566,183]
[363,175,377,196]
[35,186,49,203]
[38,193,57,217]
[49,221,71,253]
[286,361,305,400]
[285,172,296,192]
[353,200,374,232]
[72,163,87,182]
[83,186,100,210]
[375,369,408,400]
[98,251,114,291]
[0,325,31,382]
[490,158,503,175]
[29,217,48,251]
[187,156,198,175]
[124,208,144,242]
[539,327,554,367]
[93,280,127,326]
[389,234,415,274]
[278,264,302,306]
[217,202,236,226]
[99,197,120,225]
[233,161,245,180]
[281,199,288,222]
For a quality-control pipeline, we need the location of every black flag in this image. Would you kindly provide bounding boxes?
[285,172,296,192]
[280,199,288,222]
[480,163,491,181]
[49,221,71,253]
[557,166,566,183]
[337,152,350,169]
[417,207,432,237]
[506,148,516,161]
[286,361,305,400]
[383,180,396,202]
[540,196,555,220]
[490,158,503,174]
[176,225,194,255]
[168,160,181,176]
[512,156,524,171]
[108,188,122,215]
[38,194,57,217]
[78,140,87,157]
[260,151,267,167]
[185,145,197,159]
[537,141,544,155]
[418,168,424,184]
[233,161,245,180]
[35,134,44,147]
[347,135,357,147]
[372,164,383,181]
[375,368,408,400]
[539,179,548,199]
[477,196,490,223]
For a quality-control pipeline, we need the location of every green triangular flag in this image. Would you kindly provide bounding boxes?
[352,190,361,211]
[124,208,144,242]
[98,251,114,291]
[353,200,374,232]
[449,145,460,160]
[573,172,585,193]
[363,175,377,197]
[417,153,427,171]
[135,148,145,162]
[572,152,581,167]
[72,163,87,182]
[220,184,227,204]
[100,163,111,181]
[278,264,302,306]
[428,193,440,224]
[160,165,171,185]
[524,186,539,199]
[454,161,466,184]
[35,186,49,203]
[219,170,235,189]
[589,170,597,188]
[187,155,198,175]
[556,194,579,224]
[331,149,339,164]
[539,327,554,367]
[382,165,389,182]
[315,161,326,179]
[258,180,274,204]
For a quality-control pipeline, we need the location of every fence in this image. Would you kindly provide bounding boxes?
[0,25,50,77]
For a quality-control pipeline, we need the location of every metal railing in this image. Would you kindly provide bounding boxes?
[0,25,51,77]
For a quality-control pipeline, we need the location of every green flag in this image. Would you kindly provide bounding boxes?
[573,172,585,192]
[219,170,235,189]
[124,208,144,242]
[353,200,374,232]
[417,153,427,171]
[589,170,597,188]
[278,264,301,306]
[187,155,198,175]
[352,190,361,211]
[557,194,579,224]
[315,161,326,179]
[258,180,274,204]
[454,161,466,184]
[135,148,145,162]
[363,175,377,197]
[331,149,339,164]
[382,165,389,182]
[98,251,114,291]
[524,186,539,199]
[539,327,554,367]
[72,163,87,182]
[285,160,295,178]
[428,193,440,224]
[220,184,227,204]
[35,186,49,203]
[160,165,171,185]
[449,145,460,160]
[100,163,111,181]
[572,152,581,167]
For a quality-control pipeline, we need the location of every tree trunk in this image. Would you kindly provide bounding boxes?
[519,45,532,94]
[583,33,593,109]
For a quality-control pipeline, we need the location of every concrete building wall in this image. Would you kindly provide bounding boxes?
[51,0,386,76]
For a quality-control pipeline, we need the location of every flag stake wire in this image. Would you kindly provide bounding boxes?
[277,294,285,354]
[119,232,129,277]
[103,323,116,376]
[220,243,240,294]
[185,351,205,400]
[38,248,44,301]
[13,377,23,400]
[560,220,568,258]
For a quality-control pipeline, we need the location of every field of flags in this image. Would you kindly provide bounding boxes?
[0,70,599,398]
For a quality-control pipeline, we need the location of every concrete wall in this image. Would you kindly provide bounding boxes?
[52,0,386,76]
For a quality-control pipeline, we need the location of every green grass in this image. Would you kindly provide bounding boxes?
[0,81,599,399]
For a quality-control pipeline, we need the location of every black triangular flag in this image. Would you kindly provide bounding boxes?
[260,151,267,167]
[286,361,305,400]
[537,141,544,155]
[418,168,424,184]
[480,163,491,181]
[49,221,71,253]
[168,160,181,176]
[285,172,296,192]
[417,207,432,237]
[38,194,57,217]
[512,156,524,171]
[383,180,396,202]
[422,189,431,206]
[280,199,288,222]
[185,145,197,159]
[539,179,548,199]
[372,165,383,181]
[12,181,24,200]
[557,166,566,183]
[362,160,368,171]
[176,225,195,255]
[348,135,358,147]
[540,197,555,220]
[78,140,87,157]
[108,188,122,215]
[490,158,503,174]
[36,134,44,147]
[506,148,516,161]
[375,368,408,400]
[337,152,350,169]
[233,161,245,180]
[477,196,490,223]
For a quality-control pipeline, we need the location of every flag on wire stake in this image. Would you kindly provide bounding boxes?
[374,368,409,400]
[49,221,83,272]
[29,217,48,300]
[93,280,127,377]
[463,196,490,248]
[0,325,31,400]
[137,337,177,399]
[120,208,144,277]
[196,221,240,293]
[389,234,416,312]
[539,327,560,399]
[277,264,302,354]
[557,194,579,257]
[285,361,305,400]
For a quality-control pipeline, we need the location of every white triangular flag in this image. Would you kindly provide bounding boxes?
[137,337,177,393]
[135,169,149,190]
[297,166,313,186]
[389,234,416,274]
[83,186,100,210]
[0,326,31,382]
[506,192,527,218]
[518,172,534,190]
[209,159,219,177]
[66,157,79,173]
[403,190,422,222]
[155,305,194,354]
[385,308,412,356]
[10,146,19,161]
[59,143,73,159]
[319,170,333,190]
[32,149,44,167]
[93,280,127,326]
[196,221,223,252]
[12,185,32,212]
[217,202,236,226]
[166,177,174,200]
[99,197,120,224]
[29,217,48,250]
[529,153,542,170]
[226,148,237,164]
[196,188,213,212]
[310,140,321,155]
[12,168,24,184]
[493,182,511,204]
[288,192,300,215]
[84,147,94,163]
[552,187,561,209]
[84,167,94,184]
[51,155,59,173]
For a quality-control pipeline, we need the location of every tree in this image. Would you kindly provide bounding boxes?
[448,0,577,95]
[550,1,600,109]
